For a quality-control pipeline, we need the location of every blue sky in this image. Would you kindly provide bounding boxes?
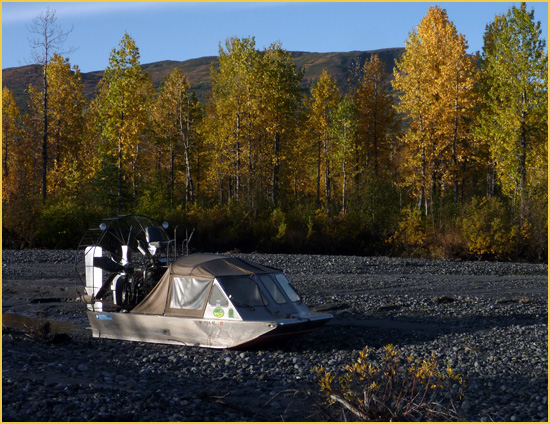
[2,2,548,73]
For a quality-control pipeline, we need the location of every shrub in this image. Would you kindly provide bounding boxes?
[427,222,467,260]
[314,344,465,421]
[461,196,519,259]
[2,200,42,249]
[35,202,101,249]
[387,206,427,254]
[270,208,287,240]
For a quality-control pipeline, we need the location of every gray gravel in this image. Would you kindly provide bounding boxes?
[2,250,548,421]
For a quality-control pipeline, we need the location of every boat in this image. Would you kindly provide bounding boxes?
[76,215,332,348]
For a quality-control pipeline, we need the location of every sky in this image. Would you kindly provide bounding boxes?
[2,2,548,73]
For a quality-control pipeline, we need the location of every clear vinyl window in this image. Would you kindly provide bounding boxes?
[274,274,301,303]
[259,275,287,304]
[170,277,211,310]
[219,276,267,307]
[208,283,229,307]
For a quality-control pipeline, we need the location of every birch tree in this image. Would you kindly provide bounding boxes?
[257,42,302,206]
[207,36,259,204]
[477,2,548,206]
[96,32,153,213]
[152,68,202,208]
[27,7,74,202]
[308,69,341,218]
[393,6,478,213]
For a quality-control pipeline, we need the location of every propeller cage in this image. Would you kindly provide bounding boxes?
[76,215,171,312]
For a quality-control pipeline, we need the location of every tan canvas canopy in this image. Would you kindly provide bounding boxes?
[131,254,280,316]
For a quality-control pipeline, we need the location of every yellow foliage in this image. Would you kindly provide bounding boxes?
[314,344,464,421]
[393,6,479,210]
[461,196,533,258]
[387,206,426,249]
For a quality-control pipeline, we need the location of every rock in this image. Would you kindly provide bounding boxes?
[1,250,547,422]
[3,334,14,344]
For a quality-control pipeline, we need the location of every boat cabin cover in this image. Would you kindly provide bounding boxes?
[131,254,288,318]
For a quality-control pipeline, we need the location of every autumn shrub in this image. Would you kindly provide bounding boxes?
[314,344,465,421]
[179,204,237,252]
[2,197,43,248]
[276,203,319,253]
[35,202,101,249]
[518,190,548,262]
[321,214,379,255]
[387,206,427,255]
[252,207,289,251]
[270,208,287,240]
[135,188,172,220]
[461,196,521,259]
[427,222,468,260]
[422,202,468,260]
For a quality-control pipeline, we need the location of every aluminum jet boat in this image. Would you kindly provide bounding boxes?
[76,215,332,348]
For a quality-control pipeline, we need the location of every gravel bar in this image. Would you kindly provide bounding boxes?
[2,250,548,421]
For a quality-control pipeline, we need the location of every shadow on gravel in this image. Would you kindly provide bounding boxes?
[268,313,547,352]
[458,374,548,421]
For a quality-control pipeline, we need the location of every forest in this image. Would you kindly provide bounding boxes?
[2,4,548,261]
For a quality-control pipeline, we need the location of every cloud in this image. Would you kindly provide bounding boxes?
[2,2,176,25]
[2,2,290,25]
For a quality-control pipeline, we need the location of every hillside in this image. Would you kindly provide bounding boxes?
[2,48,404,110]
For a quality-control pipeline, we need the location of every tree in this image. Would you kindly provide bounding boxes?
[356,54,397,179]
[41,54,85,200]
[477,2,548,207]
[27,7,74,202]
[393,6,478,213]
[152,68,202,208]
[331,95,357,214]
[96,32,153,214]
[2,88,42,247]
[308,69,341,218]
[2,88,22,179]
[257,42,303,206]
[207,36,259,205]
[442,29,479,203]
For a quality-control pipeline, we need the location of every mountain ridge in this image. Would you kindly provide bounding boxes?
[2,48,405,110]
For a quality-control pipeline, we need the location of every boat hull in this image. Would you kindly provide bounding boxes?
[86,311,331,349]
[238,313,333,348]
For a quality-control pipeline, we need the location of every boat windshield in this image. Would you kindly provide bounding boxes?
[273,274,301,303]
[218,276,267,307]
[259,274,287,304]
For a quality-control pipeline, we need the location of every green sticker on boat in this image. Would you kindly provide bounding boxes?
[213,307,224,318]
[228,308,234,318]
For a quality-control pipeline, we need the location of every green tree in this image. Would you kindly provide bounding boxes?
[207,36,259,205]
[257,42,303,206]
[96,32,154,213]
[477,2,548,207]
